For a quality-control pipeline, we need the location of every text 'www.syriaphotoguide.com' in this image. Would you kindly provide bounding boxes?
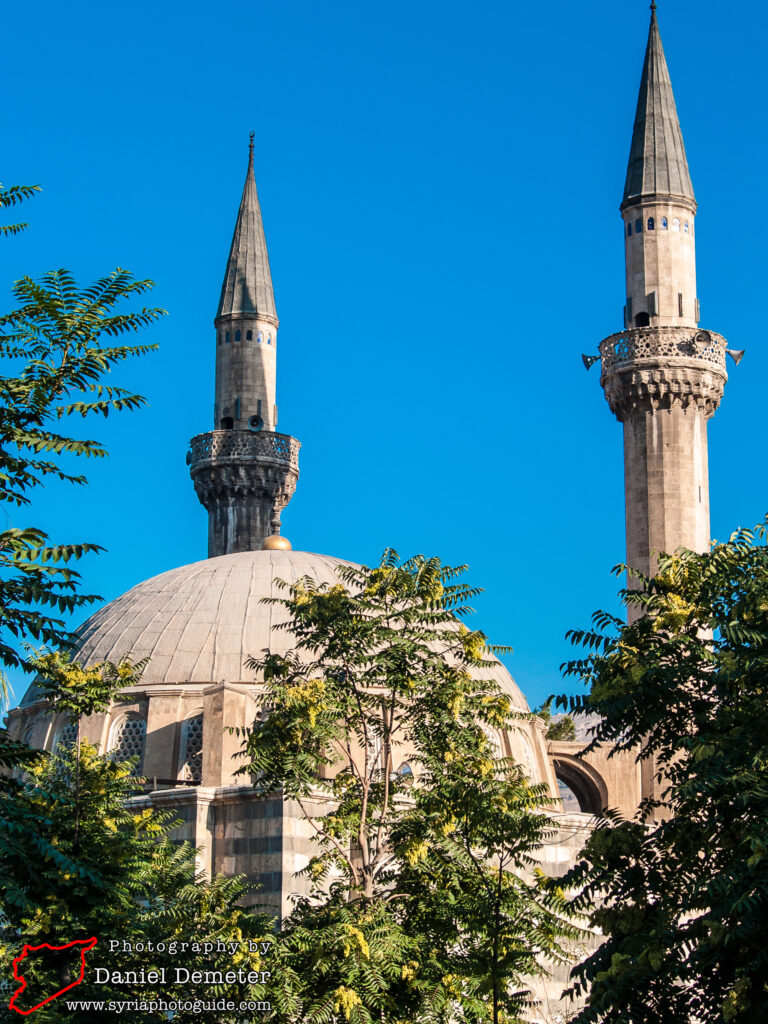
[64,997,271,1014]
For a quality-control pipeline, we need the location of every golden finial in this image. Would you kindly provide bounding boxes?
[261,534,292,551]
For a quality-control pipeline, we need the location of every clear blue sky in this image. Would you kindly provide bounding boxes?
[3,0,765,710]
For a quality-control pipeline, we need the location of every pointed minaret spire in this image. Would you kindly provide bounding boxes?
[188,138,300,558]
[216,133,278,323]
[623,4,694,206]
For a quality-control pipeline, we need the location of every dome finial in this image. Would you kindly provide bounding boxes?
[248,130,255,168]
[650,1,657,12]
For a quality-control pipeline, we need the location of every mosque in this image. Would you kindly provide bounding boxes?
[6,6,736,1018]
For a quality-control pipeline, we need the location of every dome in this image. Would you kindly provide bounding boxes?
[20,550,529,710]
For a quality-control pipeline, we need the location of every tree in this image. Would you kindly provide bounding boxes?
[0,182,163,676]
[0,741,273,1022]
[535,701,577,742]
[237,551,580,1023]
[559,525,768,1023]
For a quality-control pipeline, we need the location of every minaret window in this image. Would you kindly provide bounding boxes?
[635,312,650,327]
[635,219,642,233]
[225,331,231,343]
[235,330,241,342]
[647,217,654,230]
[627,223,632,237]
[672,218,680,231]
[684,222,689,233]
[257,331,263,343]
[267,335,272,345]
[246,330,253,341]
[662,218,668,229]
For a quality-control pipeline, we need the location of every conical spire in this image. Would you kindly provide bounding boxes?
[623,6,694,207]
[216,134,278,323]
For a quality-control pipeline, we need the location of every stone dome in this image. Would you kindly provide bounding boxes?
[21,550,530,710]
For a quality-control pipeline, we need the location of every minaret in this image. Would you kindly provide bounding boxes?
[598,4,731,611]
[188,136,300,557]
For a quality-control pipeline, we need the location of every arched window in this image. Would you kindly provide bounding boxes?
[234,330,241,342]
[635,311,651,327]
[109,716,146,775]
[178,715,203,783]
[220,416,234,430]
[267,335,272,345]
[672,218,680,231]
[647,217,655,230]
[257,331,263,343]
[635,219,642,233]
[627,222,632,237]
[246,329,253,341]
[662,217,668,229]
[53,721,77,752]
[225,331,231,343]
[684,221,689,233]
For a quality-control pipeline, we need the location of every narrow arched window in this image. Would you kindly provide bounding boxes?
[635,219,642,233]
[647,217,654,231]
[179,715,203,783]
[246,329,253,341]
[662,218,668,229]
[257,331,263,343]
[684,221,689,233]
[225,331,231,343]
[109,716,146,776]
[235,330,241,342]
[627,222,632,237]
[267,335,272,345]
[672,218,680,231]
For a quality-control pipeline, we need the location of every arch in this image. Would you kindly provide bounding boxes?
[267,335,272,345]
[672,218,680,231]
[257,331,263,343]
[552,757,605,814]
[246,329,253,341]
[109,715,146,775]
[178,713,203,783]
[635,218,642,233]
[647,217,654,230]
[662,217,668,229]
[219,416,234,430]
[635,311,650,327]
[627,222,632,237]
[235,329,241,342]
[225,331,231,343]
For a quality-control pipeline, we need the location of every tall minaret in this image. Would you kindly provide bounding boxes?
[598,4,731,609]
[188,136,300,557]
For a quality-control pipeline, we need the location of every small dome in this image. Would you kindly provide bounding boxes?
[20,550,529,710]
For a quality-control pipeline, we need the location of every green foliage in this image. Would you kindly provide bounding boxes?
[239,550,581,1023]
[0,185,163,675]
[0,743,273,1022]
[559,524,768,1022]
[535,700,577,741]
[0,182,41,236]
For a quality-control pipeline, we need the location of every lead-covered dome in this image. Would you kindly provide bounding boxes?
[21,550,530,710]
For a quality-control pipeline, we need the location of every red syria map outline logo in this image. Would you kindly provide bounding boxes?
[9,937,98,1015]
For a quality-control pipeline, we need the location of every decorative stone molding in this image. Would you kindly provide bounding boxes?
[599,327,727,420]
[188,429,300,472]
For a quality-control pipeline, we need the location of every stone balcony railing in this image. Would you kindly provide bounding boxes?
[599,326,727,374]
[187,429,301,474]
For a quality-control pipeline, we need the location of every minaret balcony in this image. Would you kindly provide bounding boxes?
[187,429,300,475]
[598,327,728,421]
[599,326,726,374]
